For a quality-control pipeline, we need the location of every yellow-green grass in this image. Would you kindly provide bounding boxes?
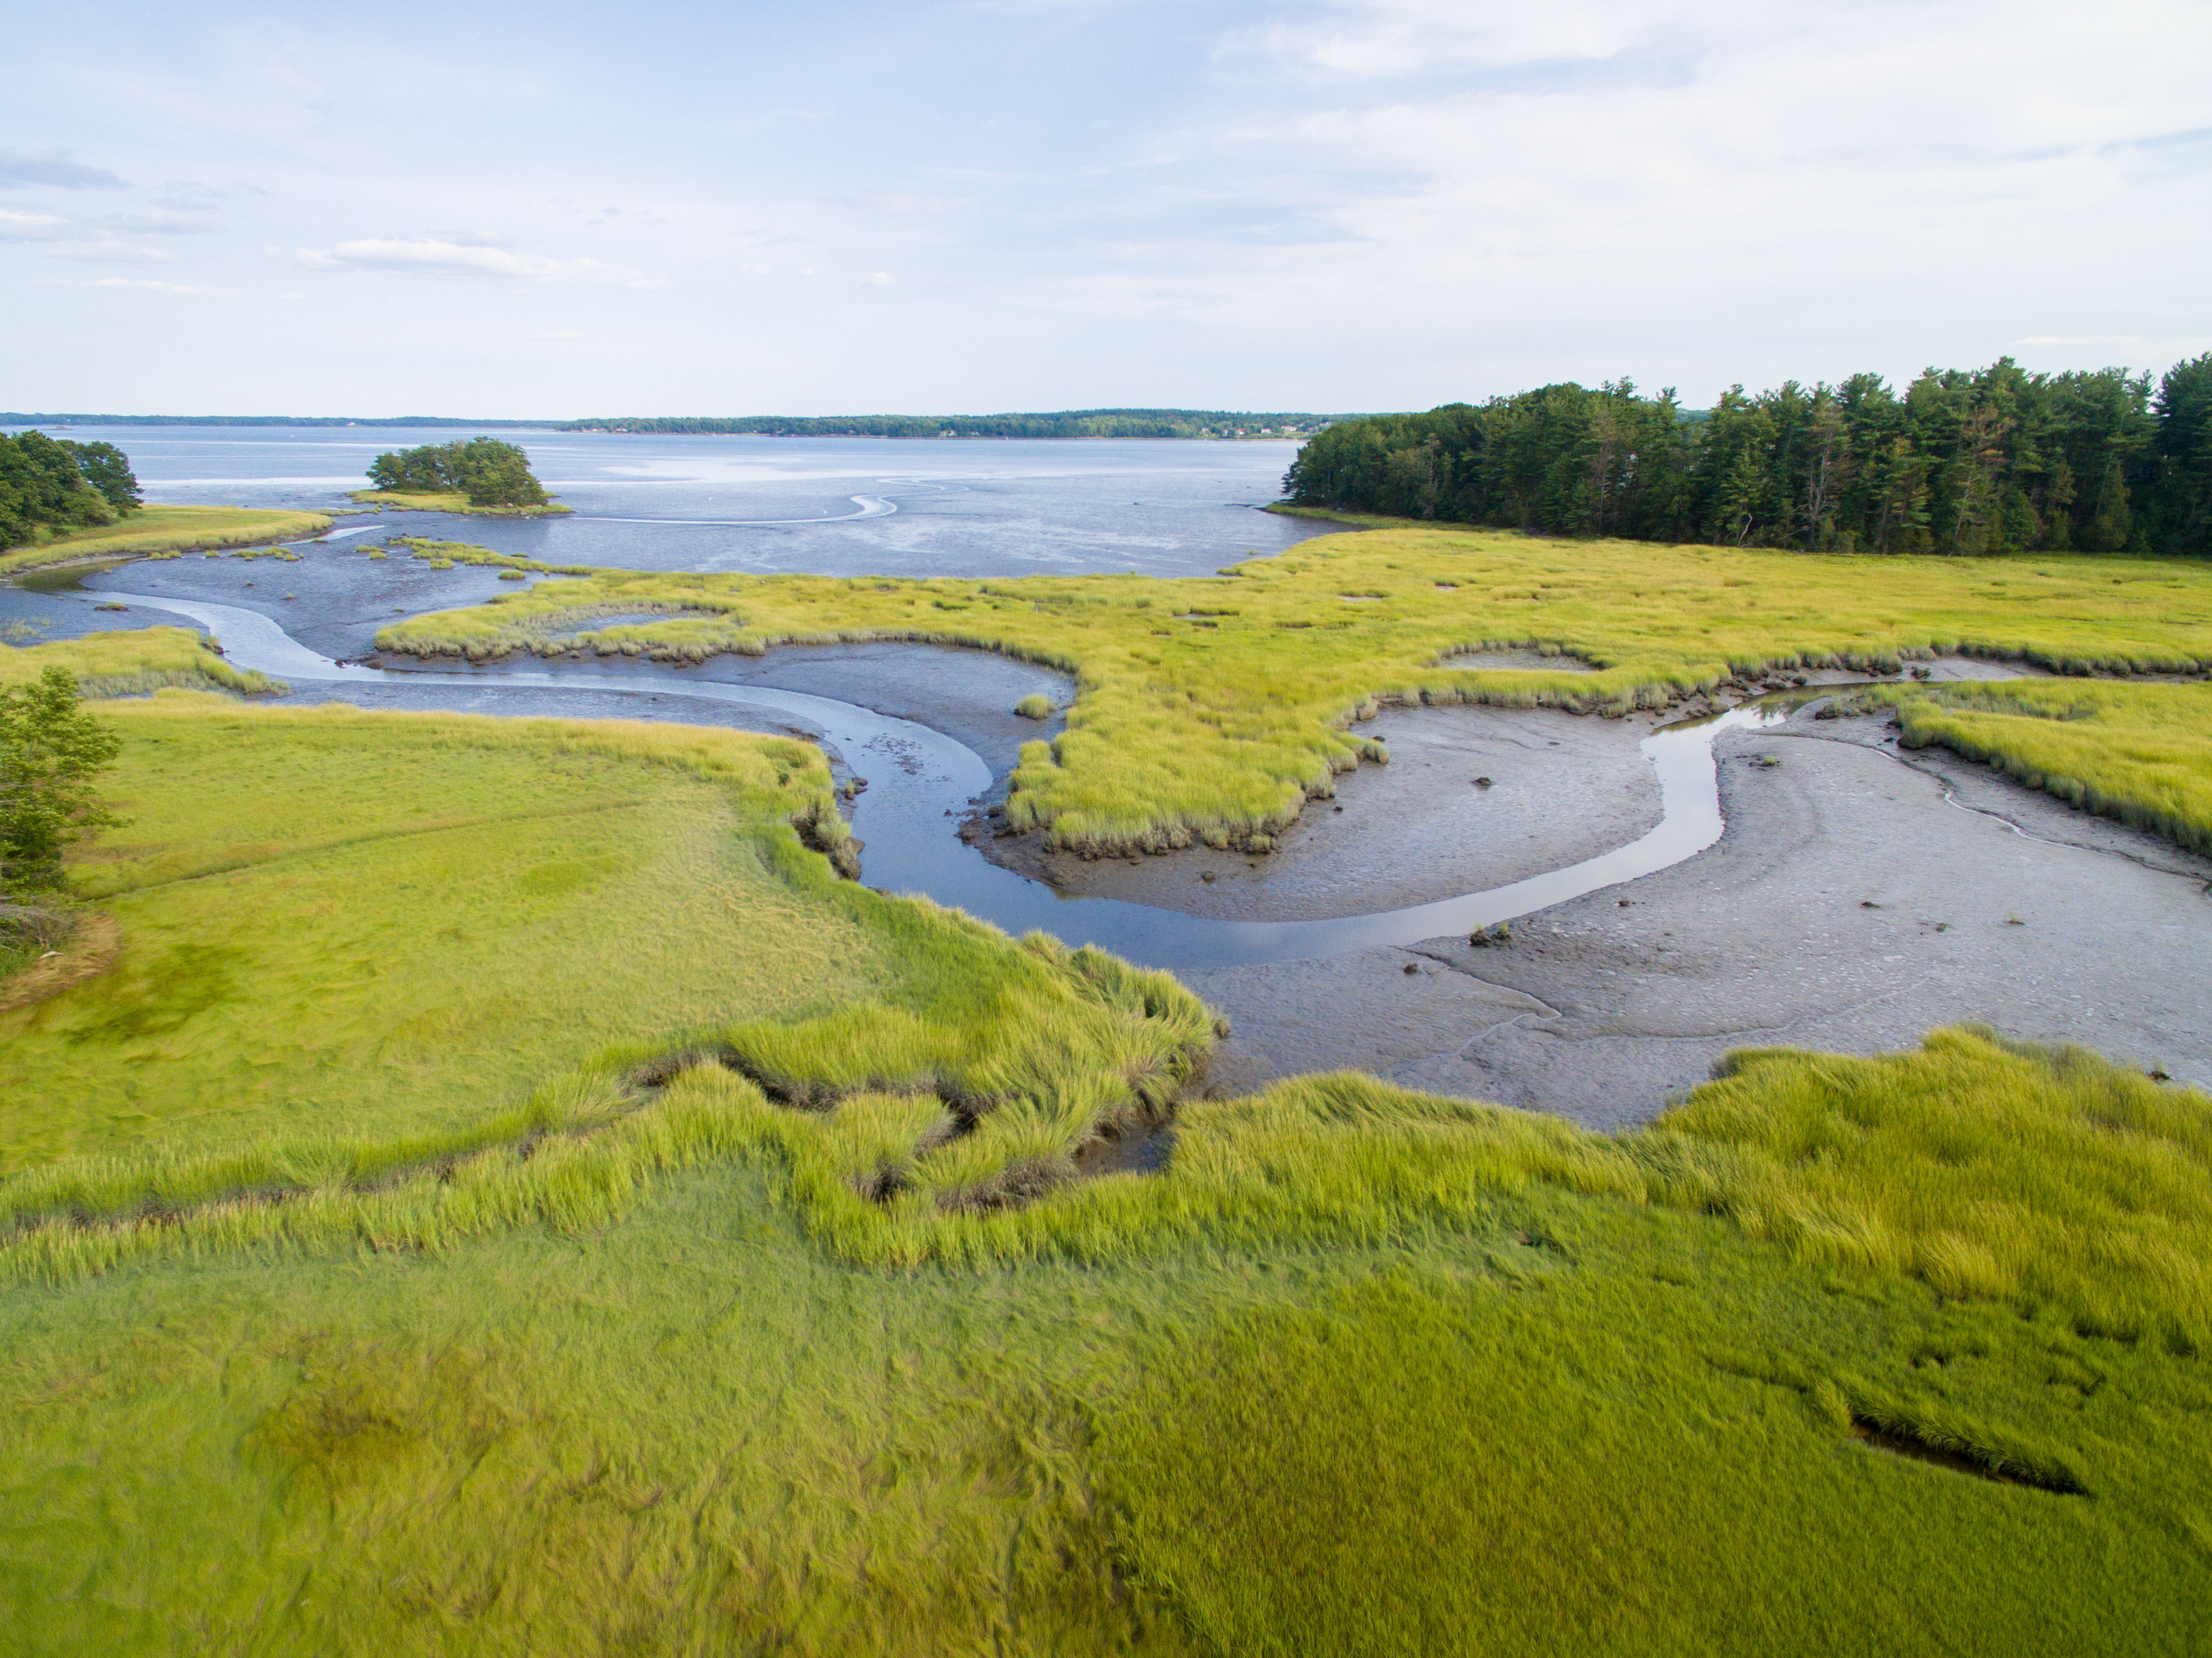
[0,625,281,696]
[371,526,2212,854]
[5,1028,2211,1653]
[0,505,332,575]
[1873,678,2212,854]
[349,488,573,516]
[5,692,2212,1649]
[0,697,1205,1233]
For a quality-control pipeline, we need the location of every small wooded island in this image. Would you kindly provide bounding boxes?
[351,437,571,516]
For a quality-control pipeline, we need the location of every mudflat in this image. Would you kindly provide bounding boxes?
[995,703,1664,919]
[1191,699,2212,1126]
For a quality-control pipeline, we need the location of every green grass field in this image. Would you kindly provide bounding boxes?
[2,690,2211,1652]
[0,505,332,575]
[368,525,2212,855]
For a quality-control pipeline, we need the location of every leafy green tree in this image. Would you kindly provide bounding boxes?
[0,432,133,549]
[57,440,142,511]
[365,439,551,507]
[0,666,122,894]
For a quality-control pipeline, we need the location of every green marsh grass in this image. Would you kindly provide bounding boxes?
[371,525,2212,854]
[1,697,1210,1219]
[1878,677,2212,853]
[6,1030,2212,1654]
[0,505,331,575]
[0,625,283,695]
[9,695,2212,1651]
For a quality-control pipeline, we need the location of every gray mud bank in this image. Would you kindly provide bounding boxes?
[1192,702,2212,1128]
[997,704,1665,921]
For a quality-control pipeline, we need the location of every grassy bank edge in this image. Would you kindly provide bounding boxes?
[0,505,333,576]
[1866,679,2212,857]
[0,627,284,695]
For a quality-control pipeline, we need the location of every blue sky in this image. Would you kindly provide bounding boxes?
[5,1,2207,416]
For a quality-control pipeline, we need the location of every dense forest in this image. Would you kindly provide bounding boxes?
[559,409,1336,439]
[367,438,551,507]
[1284,356,2212,557]
[0,432,141,549]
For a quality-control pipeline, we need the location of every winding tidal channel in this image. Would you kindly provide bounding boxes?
[106,589,1787,972]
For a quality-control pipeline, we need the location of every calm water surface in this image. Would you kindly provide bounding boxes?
[19,425,1329,580]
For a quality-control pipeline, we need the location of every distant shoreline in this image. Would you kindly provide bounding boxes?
[0,410,1346,440]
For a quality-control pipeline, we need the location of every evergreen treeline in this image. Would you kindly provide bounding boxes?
[0,432,141,549]
[367,439,551,507]
[561,409,1335,439]
[1283,356,2212,556]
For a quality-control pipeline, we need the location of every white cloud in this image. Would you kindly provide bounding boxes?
[1242,0,1700,81]
[295,237,670,289]
[0,147,127,190]
[0,209,71,240]
[864,271,894,286]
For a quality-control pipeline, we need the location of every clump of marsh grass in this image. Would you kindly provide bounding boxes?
[1641,1026,2212,1354]
[0,628,284,697]
[1880,679,2212,855]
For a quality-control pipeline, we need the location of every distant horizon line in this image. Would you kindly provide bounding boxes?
[0,408,1357,436]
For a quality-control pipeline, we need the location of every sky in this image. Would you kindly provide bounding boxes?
[4,0,2207,417]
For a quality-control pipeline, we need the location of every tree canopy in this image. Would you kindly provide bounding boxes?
[0,664,122,894]
[367,438,552,507]
[0,433,141,549]
[1283,355,2212,556]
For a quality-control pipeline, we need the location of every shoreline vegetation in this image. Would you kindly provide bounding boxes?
[5,408,1343,439]
[1285,354,2212,558]
[2,689,2210,1648]
[347,488,571,516]
[363,524,2212,861]
[0,503,334,576]
[0,627,285,696]
[2,440,328,573]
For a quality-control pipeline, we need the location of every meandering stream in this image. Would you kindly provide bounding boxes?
[94,589,1787,972]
